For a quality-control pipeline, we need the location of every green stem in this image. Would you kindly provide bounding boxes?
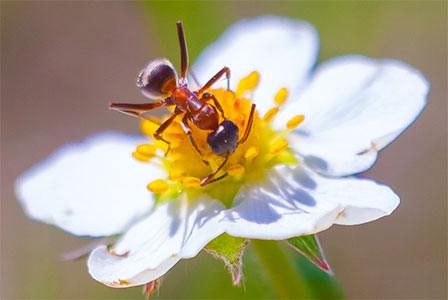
[252,239,309,299]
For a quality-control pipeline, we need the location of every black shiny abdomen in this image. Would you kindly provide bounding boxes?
[207,120,239,156]
[137,59,177,99]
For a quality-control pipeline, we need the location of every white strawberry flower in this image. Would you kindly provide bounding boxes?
[15,16,428,288]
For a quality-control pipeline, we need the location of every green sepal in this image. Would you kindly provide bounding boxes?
[287,234,333,275]
[204,233,249,285]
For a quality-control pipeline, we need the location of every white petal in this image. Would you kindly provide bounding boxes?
[15,132,165,237]
[88,195,225,287]
[193,15,319,113]
[277,55,429,176]
[220,164,399,239]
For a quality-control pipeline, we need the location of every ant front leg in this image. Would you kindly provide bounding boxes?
[201,92,225,119]
[181,114,209,165]
[154,108,182,156]
[197,67,230,95]
[109,101,165,119]
[200,154,230,186]
[238,104,256,145]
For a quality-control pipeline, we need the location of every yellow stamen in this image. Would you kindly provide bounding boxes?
[169,169,186,181]
[274,88,288,105]
[147,179,169,193]
[246,71,259,90]
[227,164,245,176]
[140,119,160,137]
[263,107,279,123]
[132,151,152,162]
[182,177,201,188]
[244,146,259,160]
[269,140,288,156]
[235,77,248,98]
[136,144,157,156]
[286,115,305,130]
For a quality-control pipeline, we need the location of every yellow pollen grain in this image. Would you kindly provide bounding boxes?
[147,179,169,193]
[227,164,245,176]
[246,71,259,90]
[169,169,186,181]
[182,177,201,188]
[286,115,305,130]
[244,146,259,160]
[132,151,152,162]
[269,140,288,156]
[263,107,279,123]
[136,144,157,156]
[274,88,288,105]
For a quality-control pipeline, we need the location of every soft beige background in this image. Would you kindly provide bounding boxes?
[1,1,446,299]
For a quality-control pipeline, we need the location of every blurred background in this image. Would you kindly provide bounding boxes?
[1,1,446,299]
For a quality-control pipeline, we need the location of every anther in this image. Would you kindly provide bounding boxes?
[286,115,305,130]
[263,107,279,123]
[246,71,259,90]
[274,88,288,105]
[136,144,157,156]
[147,179,169,193]
[181,177,201,188]
[132,151,152,162]
[227,164,245,176]
[269,140,288,156]
[169,169,186,181]
[235,77,248,98]
[244,146,259,160]
[140,119,160,137]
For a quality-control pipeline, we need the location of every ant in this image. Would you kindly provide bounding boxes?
[110,21,256,186]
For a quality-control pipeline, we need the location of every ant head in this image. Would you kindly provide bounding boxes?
[207,120,239,156]
[137,58,178,99]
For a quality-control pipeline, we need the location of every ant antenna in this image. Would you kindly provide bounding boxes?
[176,21,189,80]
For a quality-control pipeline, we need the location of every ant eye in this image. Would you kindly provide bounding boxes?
[137,59,178,99]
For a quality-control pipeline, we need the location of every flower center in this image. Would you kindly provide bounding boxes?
[134,72,304,207]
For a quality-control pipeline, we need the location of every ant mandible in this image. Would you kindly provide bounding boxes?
[110,21,256,186]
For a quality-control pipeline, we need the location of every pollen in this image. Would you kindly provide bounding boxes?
[269,140,288,156]
[274,88,288,105]
[227,164,245,176]
[147,179,169,193]
[181,177,201,188]
[263,107,279,123]
[286,115,305,130]
[244,146,259,160]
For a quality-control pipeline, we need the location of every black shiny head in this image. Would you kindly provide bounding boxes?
[207,120,239,156]
[137,58,178,99]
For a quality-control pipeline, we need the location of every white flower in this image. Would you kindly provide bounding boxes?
[15,16,428,288]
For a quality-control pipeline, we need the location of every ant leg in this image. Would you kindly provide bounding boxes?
[177,21,189,80]
[181,114,209,165]
[238,104,256,145]
[200,154,230,186]
[154,110,181,156]
[109,101,165,119]
[197,67,230,95]
[201,92,225,119]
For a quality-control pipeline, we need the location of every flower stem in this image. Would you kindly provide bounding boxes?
[252,239,309,299]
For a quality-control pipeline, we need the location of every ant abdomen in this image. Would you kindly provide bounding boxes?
[137,58,178,100]
[207,120,239,156]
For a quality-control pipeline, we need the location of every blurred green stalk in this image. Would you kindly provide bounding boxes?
[252,240,309,299]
